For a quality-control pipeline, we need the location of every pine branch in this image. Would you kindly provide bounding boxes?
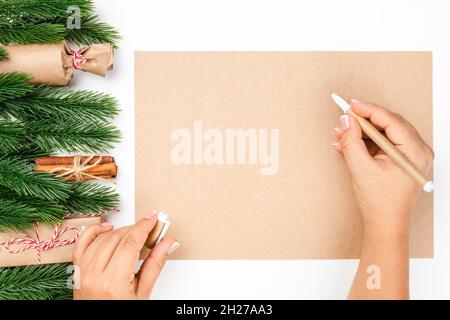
[25,119,121,153]
[0,47,8,60]
[64,14,120,48]
[0,73,35,103]
[1,87,120,122]
[0,119,51,160]
[0,199,35,232]
[65,182,119,215]
[0,144,50,162]
[0,156,71,201]
[0,21,66,44]
[0,119,25,154]
[0,199,63,232]
[0,263,72,300]
[0,0,94,21]
[0,186,64,232]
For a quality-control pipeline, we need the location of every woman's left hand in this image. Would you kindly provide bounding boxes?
[72,214,179,300]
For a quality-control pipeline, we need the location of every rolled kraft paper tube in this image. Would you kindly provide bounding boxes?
[34,162,117,181]
[35,156,114,166]
[0,216,101,267]
[0,41,114,85]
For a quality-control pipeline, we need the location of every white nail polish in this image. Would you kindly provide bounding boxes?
[168,242,180,255]
[340,114,350,130]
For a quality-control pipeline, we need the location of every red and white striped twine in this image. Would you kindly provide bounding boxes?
[0,209,120,262]
[0,223,80,263]
[69,48,86,70]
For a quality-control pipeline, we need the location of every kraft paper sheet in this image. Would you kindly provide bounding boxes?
[135,52,433,259]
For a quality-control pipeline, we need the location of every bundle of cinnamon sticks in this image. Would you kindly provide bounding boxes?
[34,156,117,181]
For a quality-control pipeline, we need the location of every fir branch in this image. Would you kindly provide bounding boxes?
[25,119,121,153]
[64,14,120,48]
[0,144,50,162]
[0,156,71,201]
[65,182,119,215]
[0,21,66,44]
[0,186,64,232]
[0,119,24,154]
[0,72,35,103]
[0,263,72,300]
[0,198,63,232]
[0,119,51,160]
[0,0,94,21]
[1,87,120,122]
[0,199,35,232]
[0,47,8,60]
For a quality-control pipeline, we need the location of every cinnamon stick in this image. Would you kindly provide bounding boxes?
[35,156,114,166]
[34,162,117,181]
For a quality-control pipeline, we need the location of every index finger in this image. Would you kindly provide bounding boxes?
[73,222,113,264]
[107,215,158,278]
[350,101,424,147]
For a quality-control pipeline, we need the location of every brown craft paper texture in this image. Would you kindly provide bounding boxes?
[0,41,113,85]
[0,217,101,267]
[135,52,433,259]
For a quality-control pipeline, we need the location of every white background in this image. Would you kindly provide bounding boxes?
[71,0,450,299]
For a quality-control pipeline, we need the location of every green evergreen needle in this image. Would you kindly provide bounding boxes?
[0,156,72,201]
[0,47,8,60]
[1,87,120,122]
[0,119,25,154]
[0,144,51,162]
[0,72,35,102]
[0,199,63,232]
[64,14,121,48]
[0,263,72,300]
[26,119,121,153]
[65,182,120,215]
[0,22,66,44]
[0,186,65,232]
[0,0,95,20]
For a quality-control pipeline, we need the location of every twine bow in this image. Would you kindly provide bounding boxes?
[0,224,80,263]
[50,155,107,182]
[69,48,87,70]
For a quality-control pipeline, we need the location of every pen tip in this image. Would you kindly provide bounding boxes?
[330,92,351,113]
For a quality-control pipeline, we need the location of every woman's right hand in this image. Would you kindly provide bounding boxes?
[333,101,434,236]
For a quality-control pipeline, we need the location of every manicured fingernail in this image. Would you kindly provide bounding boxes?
[333,142,341,148]
[168,241,180,255]
[334,127,340,132]
[101,221,113,228]
[144,210,158,219]
[351,99,360,103]
[340,115,350,130]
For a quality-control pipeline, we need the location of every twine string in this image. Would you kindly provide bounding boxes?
[0,223,81,263]
[64,208,120,218]
[49,155,108,182]
[70,48,86,70]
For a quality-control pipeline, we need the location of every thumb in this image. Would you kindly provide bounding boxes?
[338,114,375,176]
[136,238,179,298]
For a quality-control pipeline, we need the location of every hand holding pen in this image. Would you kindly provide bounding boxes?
[332,98,434,299]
